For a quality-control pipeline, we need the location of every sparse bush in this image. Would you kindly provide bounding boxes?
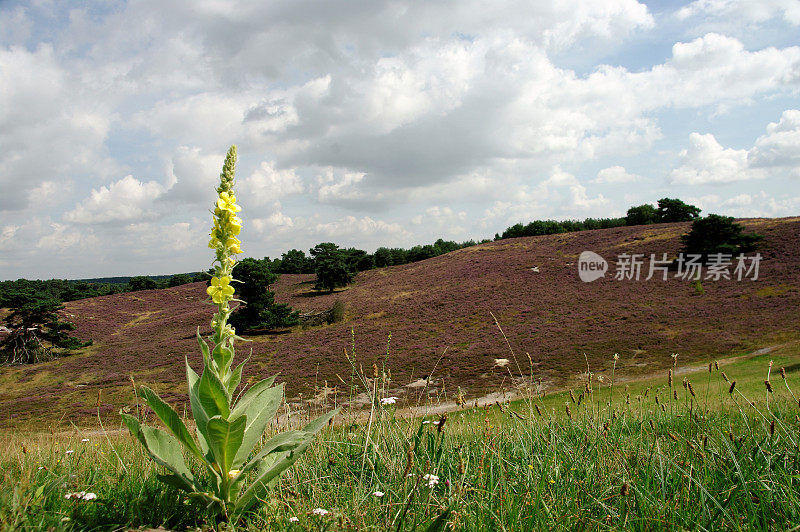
[328,299,345,324]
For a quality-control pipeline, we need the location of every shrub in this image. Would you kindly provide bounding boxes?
[681,214,762,262]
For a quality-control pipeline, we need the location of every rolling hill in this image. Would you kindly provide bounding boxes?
[1,217,798,429]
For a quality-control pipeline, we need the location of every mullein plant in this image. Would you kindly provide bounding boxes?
[122,146,336,520]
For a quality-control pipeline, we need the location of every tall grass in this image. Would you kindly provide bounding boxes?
[2,342,800,530]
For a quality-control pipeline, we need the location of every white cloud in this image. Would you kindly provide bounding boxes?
[677,0,800,27]
[669,133,760,184]
[0,44,117,211]
[163,146,226,205]
[64,175,165,224]
[313,216,411,240]
[593,165,641,183]
[238,161,304,206]
[670,110,800,184]
[749,109,800,173]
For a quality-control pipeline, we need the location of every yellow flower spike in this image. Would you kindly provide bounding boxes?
[207,276,235,304]
[225,236,242,254]
[217,192,241,214]
[229,216,243,235]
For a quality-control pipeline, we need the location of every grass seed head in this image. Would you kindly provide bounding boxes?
[721,371,730,383]
[729,381,736,394]
[765,380,773,393]
[620,482,629,496]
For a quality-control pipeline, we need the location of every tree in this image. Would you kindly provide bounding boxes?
[657,198,701,223]
[310,243,354,292]
[128,276,158,291]
[0,288,91,364]
[167,273,192,287]
[681,214,762,262]
[626,204,658,226]
[278,249,314,273]
[229,258,299,331]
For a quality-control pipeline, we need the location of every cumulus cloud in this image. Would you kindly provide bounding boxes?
[593,166,642,183]
[239,161,304,206]
[0,44,117,211]
[670,110,800,184]
[749,109,800,173]
[64,175,165,224]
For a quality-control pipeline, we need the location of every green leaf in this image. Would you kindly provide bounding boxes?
[302,407,338,434]
[198,367,231,419]
[139,385,204,461]
[206,415,247,474]
[196,327,211,366]
[234,439,311,517]
[231,382,284,467]
[122,413,196,491]
[233,408,338,517]
[157,473,196,492]
[238,430,309,477]
[227,359,245,396]
[186,358,209,455]
[212,344,234,372]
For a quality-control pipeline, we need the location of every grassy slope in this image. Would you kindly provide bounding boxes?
[2,342,800,530]
[1,217,798,429]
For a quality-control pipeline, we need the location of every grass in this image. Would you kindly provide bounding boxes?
[3,341,800,530]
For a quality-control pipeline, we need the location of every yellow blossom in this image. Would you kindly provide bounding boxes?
[226,236,242,254]
[216,192,241,213]
[207,276,234,304]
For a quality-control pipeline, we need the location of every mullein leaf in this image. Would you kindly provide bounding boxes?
[231,382,284,467]
[139,385,204,461]
[121,413,196,490]
[198,366,231,419]
[186,358,209,454]
[206,414,247,474]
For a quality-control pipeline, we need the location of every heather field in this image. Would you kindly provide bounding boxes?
[1,217,799,429]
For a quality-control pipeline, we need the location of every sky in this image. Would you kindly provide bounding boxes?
[1,0,799,280]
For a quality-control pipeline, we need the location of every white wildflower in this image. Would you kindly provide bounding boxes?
[423,474,439,488]
[65,491,97,501]
[65,450,74,454]
[289,516,299,522]
[380,397,397,405]
[312,508,329,516]
[81,438,89,442]
[373,491,384,497]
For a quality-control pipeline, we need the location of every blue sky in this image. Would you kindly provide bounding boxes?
[1,0,799,280]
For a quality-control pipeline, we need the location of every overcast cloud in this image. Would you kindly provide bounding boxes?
[1,0,799,279]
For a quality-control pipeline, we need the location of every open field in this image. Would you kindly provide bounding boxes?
[2,341,800,530]
[1,217,798,430]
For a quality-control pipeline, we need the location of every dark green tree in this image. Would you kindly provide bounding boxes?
[626,204,658,226]
[229,258,299,331]
[0,288,91,364]
[127,276,158,291]
[681,214,762,262]
[657,198,701,223]
[278,249,315,273]
[167,273,192,287]
[310,243,354,292]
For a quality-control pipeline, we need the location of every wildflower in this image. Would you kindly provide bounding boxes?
[312,508,329,516]
[81,438,89,442]
[228,469,241,479]
[289,517,299,522]
[65,450,74,455]
[216,191,241,214]
[225,236,242,254]
[373,491,384,497]
[207,275,234,304]
[423,474,439,488]
[613,353,619,361]
[380,397,397,405]
[65,491,97,501]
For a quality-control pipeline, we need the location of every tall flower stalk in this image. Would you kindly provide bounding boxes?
[122,146,336,520]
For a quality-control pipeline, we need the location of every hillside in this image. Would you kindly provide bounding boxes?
[1,217,798,428]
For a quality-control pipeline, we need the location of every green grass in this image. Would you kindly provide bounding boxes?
[3,342,800,530]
